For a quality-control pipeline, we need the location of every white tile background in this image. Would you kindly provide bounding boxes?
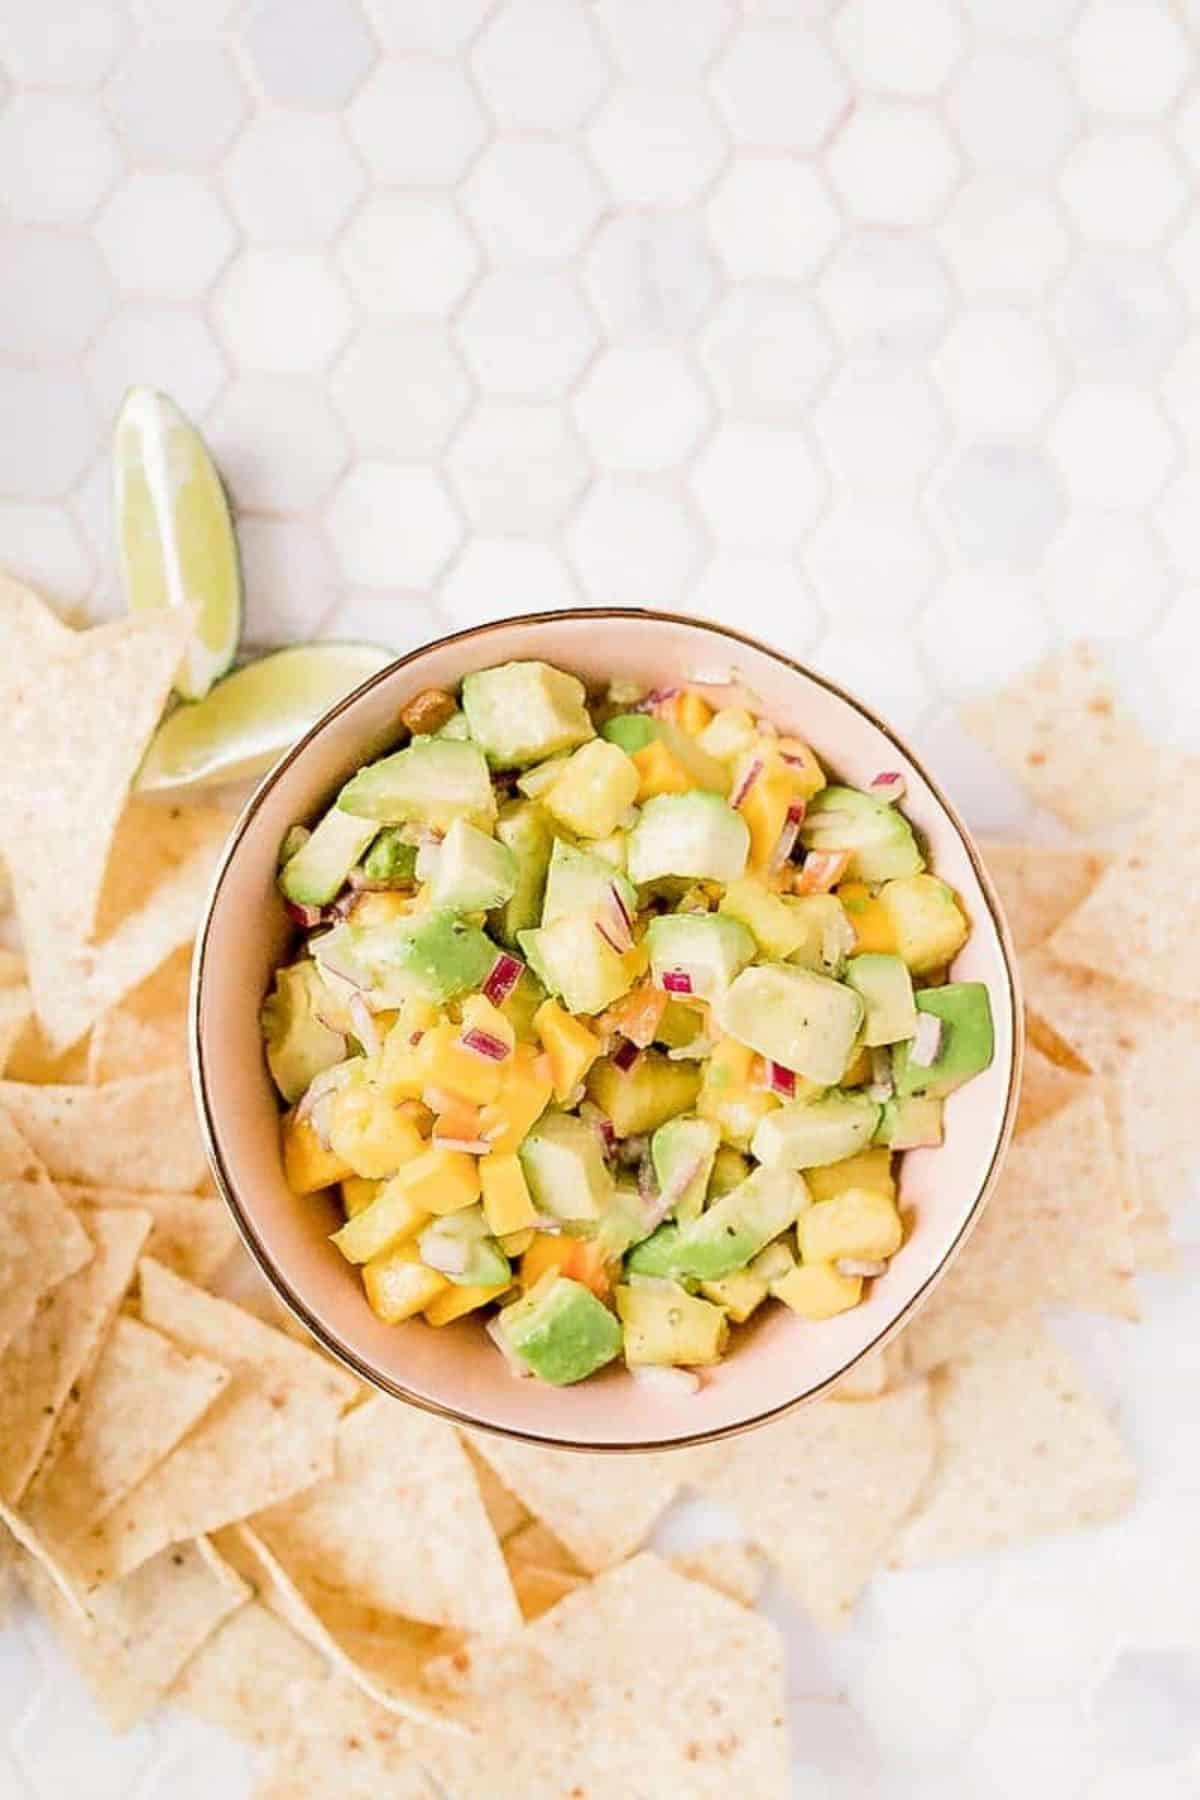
[3,1,1200,1794]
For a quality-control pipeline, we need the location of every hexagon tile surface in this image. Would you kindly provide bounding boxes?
[4,2,1200,1795]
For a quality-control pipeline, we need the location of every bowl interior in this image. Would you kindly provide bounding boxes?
[193,611,1019,1450]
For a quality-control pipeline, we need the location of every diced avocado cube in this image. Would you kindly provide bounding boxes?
[338,739,495,832]
[800,785,925,885]
[361,828,418,888]
[429,818,517,914]
[844,953,918,1047]
[417,1205,511,1288]
[540,838,637,931]
[719,877,807,960]
[645,913,755,1002]
[461,661,595,769]
[878,874,969,975]
[498,1272,622,1385]
[784,894,857,977]
[626,792,750,887]
[892,983,994,1100]
[516,756,570,800]
[434,709,471,740]
[518,913,640,1017]
[518,1111,616,1224]
[333,911,499,1006]
[260,962,346,1103]
[626,1167,806,1282]
[616,1280,728,1366]
[279,805,378,907]
[585,1050,702,1140]
[601,713,657,755]
[650,1115,720,1225]
[492,801,554,946]
[875,1094,944,1148]
[752,1091,881,1171]
[718,963,864,1086]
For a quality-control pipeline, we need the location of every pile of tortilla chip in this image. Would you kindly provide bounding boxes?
[0,601,1183,1796]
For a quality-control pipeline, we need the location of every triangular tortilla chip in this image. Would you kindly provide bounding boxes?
[0,1068,207,1190]
[504,1519,580,1575]
[1048,778,1200,1007]
[426,1555,792,1796]
[60,1181,236,1285]
[65,1260,355,1587]
[901,1088,1138,1372]
[506,1558,585,1621]
[20,1535,249,1731]
[460,1439,528,1541]
[690,1386,936,1629]
[961,642,1166,831]
[25,1314,229,1552]
[170,1596,332,1745]
[1015,1044,1091,1137]
[980,839,1111,952]
[669,1542,765,1609]
[254,1396,520,1637]
[0,592,188,957]
[462,1432,680,1574]
[831,1340,908,1401]
[0,1173,93,1358]
[86,943,191,1083]
[0,983,32,1074]
[254,1682,439,1800]
[893,1318,1137,1565]
[0,1206,151,1505]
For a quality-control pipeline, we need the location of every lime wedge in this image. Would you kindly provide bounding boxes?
[136,643,395,793]
[114,386,243,701]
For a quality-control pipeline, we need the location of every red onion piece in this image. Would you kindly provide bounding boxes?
[661,969,694,996]
[659,1151,705,1212]
[295,1063,349,1126]
[632,685,680,713]
[284,898,325,929]
[348,994,382,1059]
[482,952,523,1006]
[768,1061,796,1099]
[779,750,810,769]
[486,1315,533,1378]
[731,757,764,810]
[595,918,627,956]
[580,1101,617,1157]
[794,849,851,895]
[908,1012,943,1068]
[460,1027,511,1063]
[611,1037,641,1073]
[630,1365,701,1396]
[767,803,806,877]
[836,1257,888,1278]
[870,771,906,804]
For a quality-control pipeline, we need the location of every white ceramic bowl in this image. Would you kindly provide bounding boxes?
[192,610,1021,1451]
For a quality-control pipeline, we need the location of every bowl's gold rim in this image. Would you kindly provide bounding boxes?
[190,607,1024,1455]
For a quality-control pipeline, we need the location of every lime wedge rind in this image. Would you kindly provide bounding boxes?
[114,386,243,703]
[136,642,396,793]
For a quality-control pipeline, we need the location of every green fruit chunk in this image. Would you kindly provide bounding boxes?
[616,1280,728,1366]
[339,738,495,832]
[752,1091,881,1171]
[498,1273,622,1385]
[461,661,595,768]
[718,964,864,1086]
[892,983,994,1100]
[260,962,346,1103]
[626,1167,806,1282]
[800,786,924,885]
[429,819,517,913]
[279,804,377,908]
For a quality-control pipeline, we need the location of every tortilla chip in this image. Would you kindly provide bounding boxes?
[3,1017,92,1084]
[0,983,32,1074]
[86,943,191,1084]
[217,1524,459,1732]
[463,1434,680,1574]
[961,642,1165,832]
[0,1206,152,1505]
[831,1341,908,1401]
[0,1496,90,1621]
[25,1314,229,1552]
[0,591,189,956]
[20,1536,249,1731]
[426,1554,792,1796]
[901,1088,1138,1372]
[504,1518,580,1575]
[67,1260,355,1587]
[0,1068,208,1191]
[507,1559,586,1620]
[254,1396,520,1637]
[460,1439,529,1541]
[894,1317,1137,1565]
[980,839,1111,951]
[59,1182,236,1285]
[170,1596,332,1744]
[1048,782,1200,1006]
[254,1682,437,1800]
[670,1542,765,1608]
[690,1386,936,1629]
[0,1173,93,1357]
[1132,1196,1176,1272]
[1015,1044,1091,1136]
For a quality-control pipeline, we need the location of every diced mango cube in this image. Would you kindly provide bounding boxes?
[771,1262,862,1319]
[460,992,516,1054]
[534,999,603,1102]
[392,1146,481,1216]
[631,738,692,800]
[377,1024,437,1102]
[662,691,713,735]
[520,1232,611,1299]
[424,1280,509,1326]
[327,1076,426,1180]
[341,1176,380,1218]
[480,1152,538,1237]
[805,1148,895,1204]
[331,1171,433,1264]
[697,1036,779,1150]
[775,735,826,800]
[735,751,797,879]
[543,739,640,839]
[478,1045,553,1155]
[799,1187,904,1264]
[348,891,414,929]
[499,1227,536,1256]
[836,883,898,955]
[422,1022,505,1107]
[363,1243,449,1324]
[282,1110,352,1195]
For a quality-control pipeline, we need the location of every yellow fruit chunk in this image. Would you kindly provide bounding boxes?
[348,891,413,929]
[771,1262,862,1319]
[460,992,516,1055]
[500,1227,535,1256]
[841,1044,872,1086]
[479,1045,553,1155]
[631,738,692,800]
[543,739,639,839]
[282,1110,351,1194]
[720,876,807,959]
[534,999,602,1102]
[422,1022,505,1107]
[520,1232,610,1298]
[363,1243,448,1324]
[377,1024,436,1102]
[775,735,826,800]
[799,1187,904,1264]
[327,1077,426,1179]
[662,691,713,735]
[878,875,968,975]
[424,1280,509,1326]
[734,746,806,879]
[480,1152,538,1237]
[391,1146,481,1216]
[330,1172,432,1264]
[696,1036,779,1150]
[586,1049,702,1139]
[805,1148,895,1204]
[835,883,898,955]
[341,1176,380,1218]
